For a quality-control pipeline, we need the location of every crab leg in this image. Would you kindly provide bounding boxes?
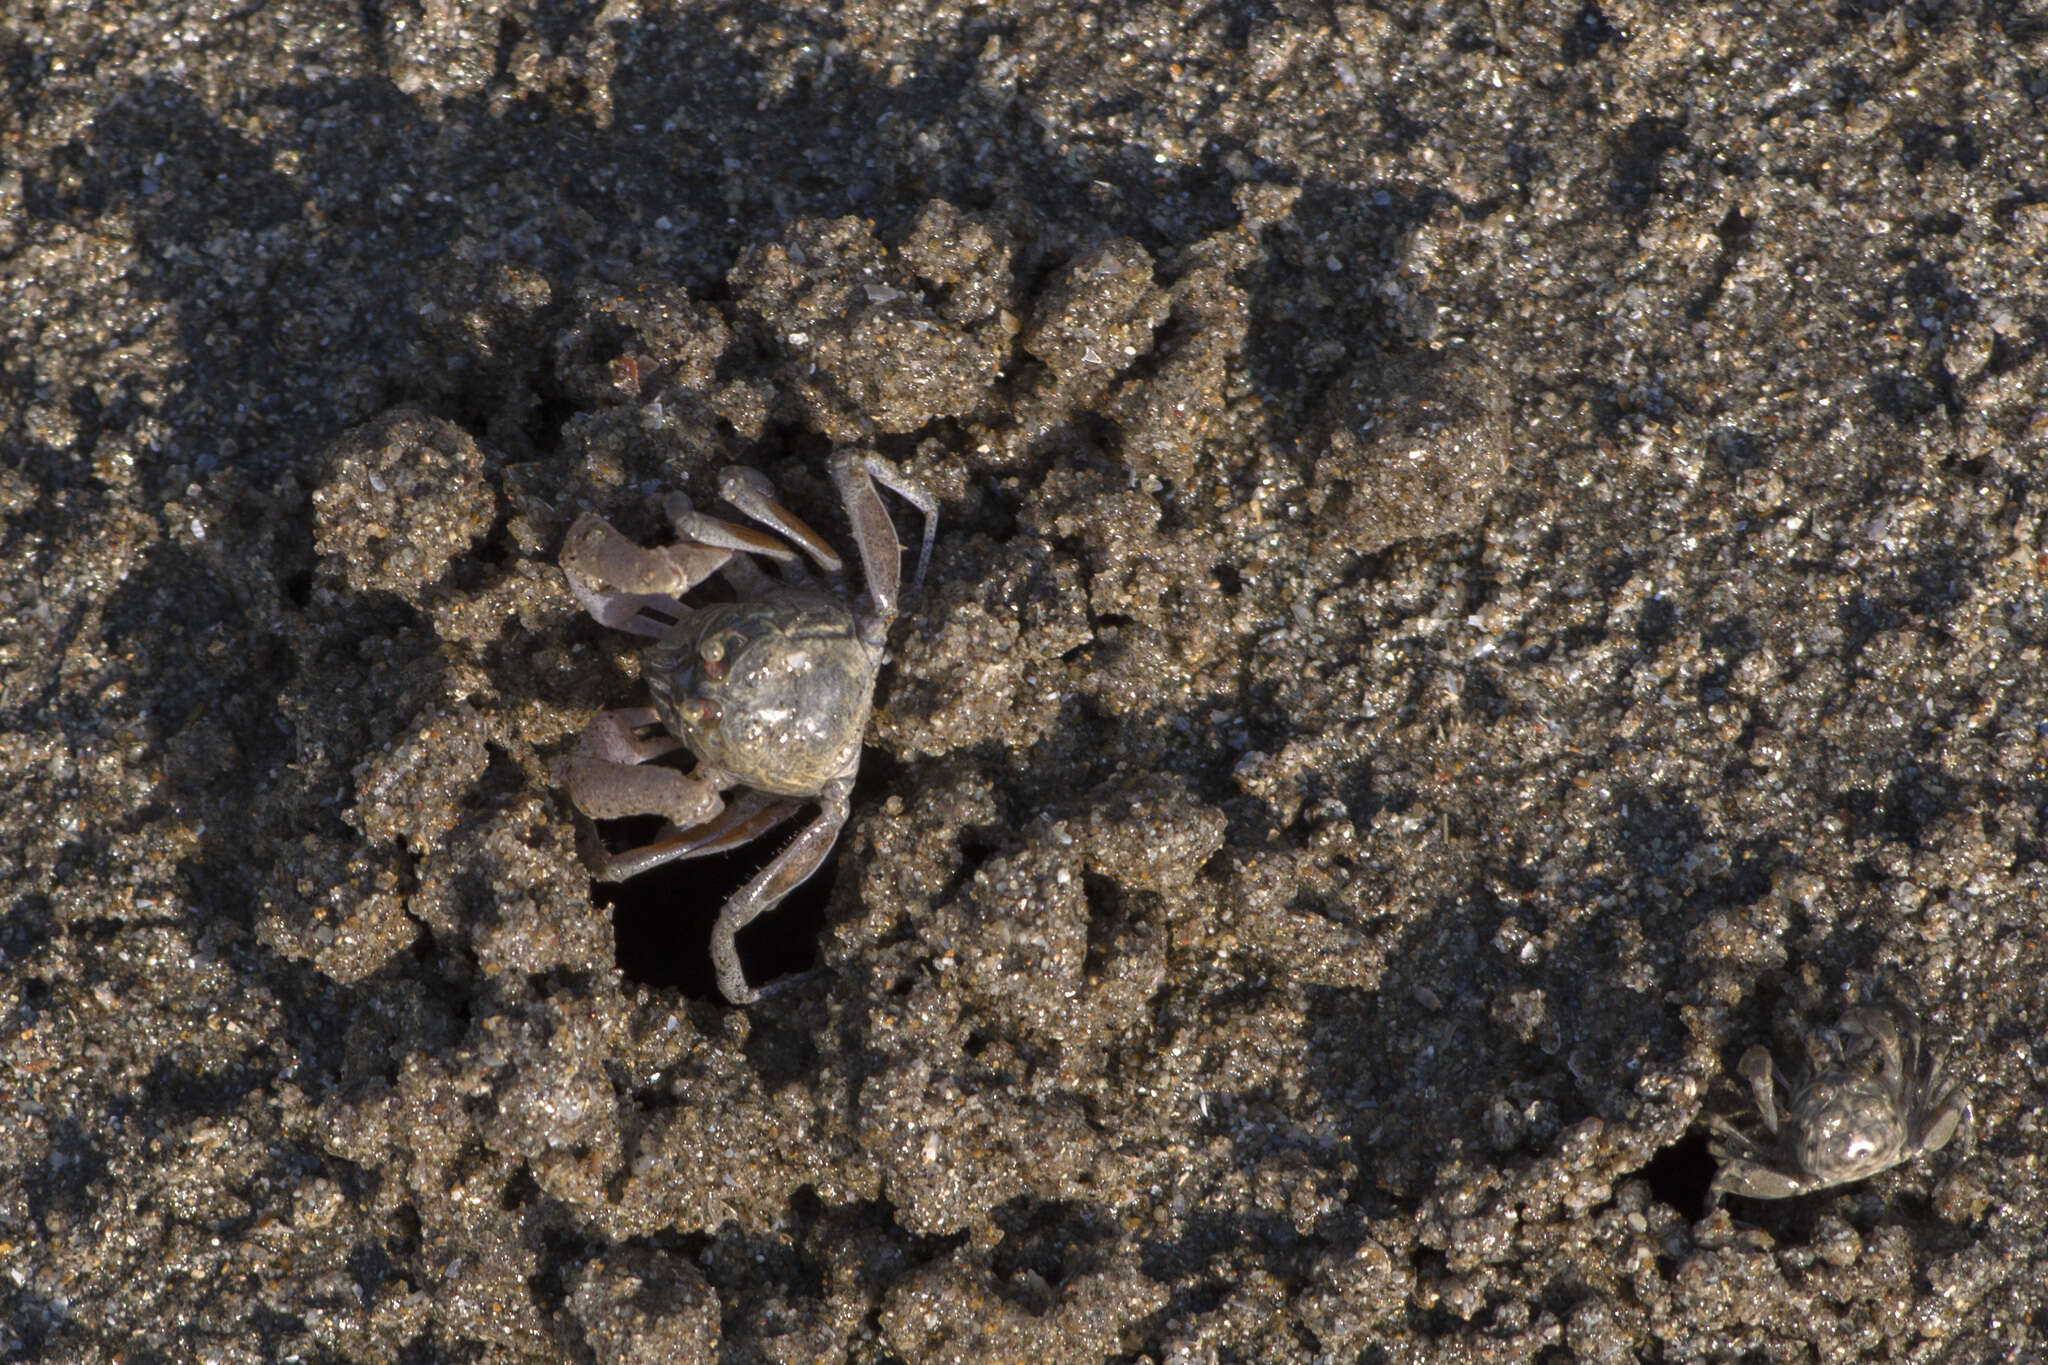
[661,489,807,566]
[832,451,938,631]
[585,791,805,883]
[1841,1006,1906,1087]
[554,752,720,829]
[1912,1030,1969,1156]
[714,468,845,575]
[565,708,685,763]
[710,781,852,1004]
[1737,1047,1783,1135]
[561,513,736,636]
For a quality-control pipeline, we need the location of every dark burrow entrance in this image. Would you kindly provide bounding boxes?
[596,810,836,1000]
[1642,1128,1716,1223]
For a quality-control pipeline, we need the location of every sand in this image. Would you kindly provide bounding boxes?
[2,1,2043,1360]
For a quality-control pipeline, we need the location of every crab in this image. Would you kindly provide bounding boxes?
[552,451,934,1004]
[1708,1001,1968,1202]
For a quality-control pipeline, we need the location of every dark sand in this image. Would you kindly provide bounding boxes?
[3,2,2044,1360]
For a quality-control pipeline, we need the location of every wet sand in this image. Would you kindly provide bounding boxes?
[2,3,2043,1360]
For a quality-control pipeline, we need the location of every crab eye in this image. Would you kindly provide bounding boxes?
[700,636,728,680]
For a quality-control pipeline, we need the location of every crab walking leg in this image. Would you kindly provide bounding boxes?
[711,781,852,1004]
[662,792,807,859]
[860,455,939,594]
[1842,1006,1905,1087]
[1737,1047,1783,1135]
[833,451,938,625]
[1919,1061,1968,1154]
[1912,1033,1970,1155]
[586,792,805,883]
[1707,1112,1820,1201]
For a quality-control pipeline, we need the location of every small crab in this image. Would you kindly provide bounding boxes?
[552,452,934,1004]
[1708,1002,1968,1202]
